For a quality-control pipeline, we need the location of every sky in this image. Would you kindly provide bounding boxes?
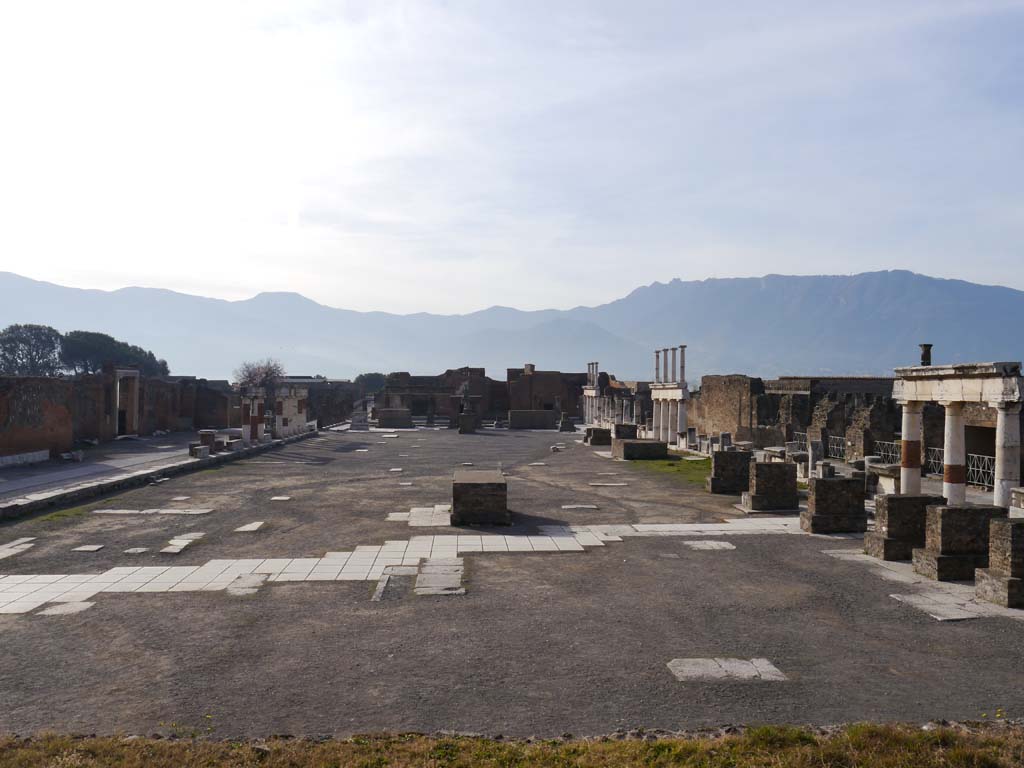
[0,0,1022,314]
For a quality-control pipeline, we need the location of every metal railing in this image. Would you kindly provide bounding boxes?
[873,440,902,465]
[968,453,995,490]
[926,447,944,475]
[792,432,808,451]
[827,435,846,460]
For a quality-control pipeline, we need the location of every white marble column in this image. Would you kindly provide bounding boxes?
[677,398,688,449]
[942,401,966,506]
[670,348,677,384]
[678,345,687,384]
[654,351,661,383]
[662,400,670,443]
[651,398,660,439]
[994,403,1021,508]
[900,401,924,495]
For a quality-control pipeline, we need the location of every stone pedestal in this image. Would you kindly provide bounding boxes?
[912,505,1009,581]
[741,462,798,512]
[801,475,866,533]
[706,451,751,494]
[452,469,511,526]
[559,416,577,432]
[457,413,476,434]
[584,427,611,446]
[613,423,638,440]
[975,519,1024,608]
[864,494,945,561]
[611,438,667,460]
[808,440,824,476]
[378,408,414,428]
[198,429,217,449]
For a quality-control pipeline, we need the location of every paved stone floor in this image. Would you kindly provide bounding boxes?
[2,428,1024,737]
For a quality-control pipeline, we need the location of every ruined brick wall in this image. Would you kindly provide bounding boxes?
[506,369,586,416]
[846,400,899,461]
[139,378,181,434]
[0,376,74,457]
[689,375,762,442]
[194,383,233,429]
[70,374,115,442]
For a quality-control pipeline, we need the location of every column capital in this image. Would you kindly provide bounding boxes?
[991,401,1023,414]
[938,400,964,410]
[897,400,925,413]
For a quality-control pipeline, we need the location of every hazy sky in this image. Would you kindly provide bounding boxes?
[1,1,1022,314]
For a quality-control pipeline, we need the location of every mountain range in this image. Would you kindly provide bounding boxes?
[1,270,1021,382]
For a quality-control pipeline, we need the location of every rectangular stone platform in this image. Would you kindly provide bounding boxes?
[740,462,798,512]
[451,469,511,526]
[706,451,751,495]
[611,439,667,460]
[457,414,477,434]
[801,475,865,533]
[508,410,558,430]
[864,494,945,561]
[584,427,611,446]
[377,408,414,428]
[975,519,1024,608]
[912,505,1008,581]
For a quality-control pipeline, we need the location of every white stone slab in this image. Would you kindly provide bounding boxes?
[683,541,736,551]
[73,545,104,552]
[270,496,291,501]
[234,521,265,532]
[667,658,787,681]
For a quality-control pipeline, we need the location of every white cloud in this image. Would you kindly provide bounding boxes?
[1,0,1022,311]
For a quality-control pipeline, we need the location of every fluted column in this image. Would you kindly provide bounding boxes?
[677,398,687,449]
[942,402,966,506]
[654,351,660,383]
[900,401,924,495]
[670,348,677,384]
[994,403,1021,507]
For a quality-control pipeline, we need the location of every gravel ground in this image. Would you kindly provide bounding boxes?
[1,428,1023,738]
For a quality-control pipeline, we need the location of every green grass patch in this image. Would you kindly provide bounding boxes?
[3,725,1024,767]
[31,503,94,524]
[630,455,711,486]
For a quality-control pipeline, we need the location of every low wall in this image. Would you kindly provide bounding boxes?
[508,410,558,430]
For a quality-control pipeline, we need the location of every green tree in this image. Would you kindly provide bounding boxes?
[60,331,169,376]
[354,372,386,395]
[0,324,63,376]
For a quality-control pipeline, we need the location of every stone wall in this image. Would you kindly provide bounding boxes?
[506,366,586,416]
[0,377,74,457]
[508,410,558,430]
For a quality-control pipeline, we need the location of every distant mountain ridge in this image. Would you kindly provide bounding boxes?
[1,270,1021,381]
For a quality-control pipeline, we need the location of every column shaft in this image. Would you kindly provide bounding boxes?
[900,401,924,495]
[942,402,966,505]
[995,403,1021,507]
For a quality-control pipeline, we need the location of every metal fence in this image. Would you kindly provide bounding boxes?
[827,435,846,460]
[792,432,808,451]
[873,440,902,465]
[968,453,996,490]
[926,447,944,476]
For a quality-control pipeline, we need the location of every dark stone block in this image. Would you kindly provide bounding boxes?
[612,423,638,440]
[377,408,414,428]
[457,414,476,434]
[584,427,611,446]
[975,567,1024,608]
[864,533,914,561]
[705,451,751,495]
[741,462,798,511]
[987,519,1024,578]
[611,439,667,460]
[451,469,510,526]
[923,505,1008,556]
[912,549,988,581]
[864,494,946,561]
[508,410,558,430]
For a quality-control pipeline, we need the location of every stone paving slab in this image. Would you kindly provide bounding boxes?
[667,658,787,681]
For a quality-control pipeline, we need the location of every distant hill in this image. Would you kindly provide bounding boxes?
[1,270,1021,381]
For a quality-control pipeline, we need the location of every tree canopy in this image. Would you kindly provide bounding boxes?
[0,324,63,377]
[234,358,285,394]
[0,324,169,377]
[354,372,386,394]
[60,331,169,377]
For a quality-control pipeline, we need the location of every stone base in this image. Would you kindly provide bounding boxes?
[707,477,744,494]
[975,568,1024,608]
[800,509,867,534]
[457,414,476,434]
[912,548,988,581]
[740,492,800,513]
[451,469,511,526]
[611,438,667,460]
[559,418,577,433]
[584,428,611,446]
[863,532,914,561]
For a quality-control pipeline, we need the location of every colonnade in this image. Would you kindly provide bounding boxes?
[650,344,688,449]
